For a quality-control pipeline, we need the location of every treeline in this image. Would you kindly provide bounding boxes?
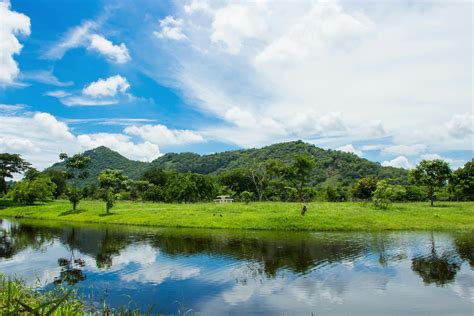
[1,152,473,210]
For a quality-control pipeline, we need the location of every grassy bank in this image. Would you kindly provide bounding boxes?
[1,200,473,231]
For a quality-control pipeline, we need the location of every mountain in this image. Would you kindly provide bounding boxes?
[150,141,408,186]
[47,141,408,186]
[47,146,149,186]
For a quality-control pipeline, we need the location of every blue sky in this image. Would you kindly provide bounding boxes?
[0,0,472,170]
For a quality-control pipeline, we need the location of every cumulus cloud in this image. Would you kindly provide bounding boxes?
[47,75,131,106]
[77,133,160,161]
[336,144,362,157]
[382,144,427,156]
[124,124,205,146]
[88,34,131,64]
[0,1,30,85]
[154,16,187,40]
[382,156,410,169]
[133,0,471,157]
[83,75,130,97]
[211,2,268,54]
[0,111,168,169]
[445,113,473,139]
[46,21,131,63]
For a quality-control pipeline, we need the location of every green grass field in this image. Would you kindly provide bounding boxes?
[1,200,473,231]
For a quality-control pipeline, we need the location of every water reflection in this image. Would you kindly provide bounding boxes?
[0,218,472,315]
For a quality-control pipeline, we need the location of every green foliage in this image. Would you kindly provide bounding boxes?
[283,154,316,204]
[372,180,406,209]
[50,146,149,187]
[410,159,452,206]
[60,152,91,211]
[98,170,128,214]
[6,175,56,204]
[404,185,427,201]
[164,172,217,203]
[325,185,347,202]
[0,274,82,315]
[351,176,378,200]
[449,161,474,201]
[66,187,82,211]
[43,169,67,198]
[239,191,254,204]
[103,189,115,213]
[0,153,31,195]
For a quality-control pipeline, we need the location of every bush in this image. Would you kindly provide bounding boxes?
[239,191,254,204]
[6,176,56,204]
[372,180,406,209]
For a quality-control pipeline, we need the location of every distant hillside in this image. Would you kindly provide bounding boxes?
[47,146,149,186]
[150,141,408,186]
[48,141,408,187]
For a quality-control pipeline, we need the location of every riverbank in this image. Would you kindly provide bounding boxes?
[0,200,473,231]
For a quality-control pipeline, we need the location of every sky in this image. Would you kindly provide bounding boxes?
[0,0,472,171]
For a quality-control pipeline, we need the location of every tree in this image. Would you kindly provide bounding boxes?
[284,155,316,215]
[98,169,128,214]
[351,176,378,200]
[43,169,67,198]
[239,191,254,204]
[7,175,56,204]
[448,161,474,201]
[372,180,406,209]
[248,161,269,201]
[0,153,31,195]
[409,159,451,206]
[59,153,91,211]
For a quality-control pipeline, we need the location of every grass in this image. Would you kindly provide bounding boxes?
[1,200,473,231]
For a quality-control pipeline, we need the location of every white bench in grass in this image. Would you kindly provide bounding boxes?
[214,195,234,203]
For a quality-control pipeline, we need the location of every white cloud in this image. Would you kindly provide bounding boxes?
[0,103,25,113]
[77,133,160,161]
[124,124,205,146]
[254,0,374,65]
[0,1,30,85]
[88,34,131,64]
[83,75,130,97]
[383,144,427,156]
[47,75,131,106]
[46,21,131,64]
[45,21,94,59]
[134,0,471,155]
[154,16,187,41]
[337,144,362,157]
[445,113,473,138]
[184,0,210,14]
[0,111,165,169]
[22,70,73,87]
[382,156,410,169]
[211,2,268,54]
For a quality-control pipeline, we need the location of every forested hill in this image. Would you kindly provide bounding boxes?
[48,146,149,186]
[48,141,408,186]
[150,141,408,185]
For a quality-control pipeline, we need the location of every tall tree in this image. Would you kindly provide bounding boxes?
[409,159,451,206]
[98,169,128,214]
[59,153,91,211]
[0,153,31,195]
[448,161,474,201]
[284,154,315,215]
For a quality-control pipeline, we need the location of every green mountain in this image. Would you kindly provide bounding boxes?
[47,141,408,186]
[48,146,149,186]
[150,141,408,185]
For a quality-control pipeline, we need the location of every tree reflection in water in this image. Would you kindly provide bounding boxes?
[0,220,472,289]
[54,228,86,285]
[411,232,461,286]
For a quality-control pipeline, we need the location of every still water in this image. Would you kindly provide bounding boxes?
[0,218,472,315]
